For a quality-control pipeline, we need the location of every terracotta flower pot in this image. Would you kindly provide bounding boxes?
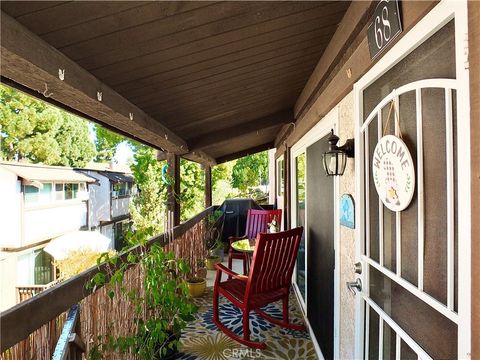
[187,278,206,297]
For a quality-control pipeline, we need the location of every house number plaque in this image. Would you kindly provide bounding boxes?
[367,0,402,59]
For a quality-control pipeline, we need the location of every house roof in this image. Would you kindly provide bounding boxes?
[83,162,132,174]
[0,162,97,184]
[97,171,134,184]
[0,1,350,164]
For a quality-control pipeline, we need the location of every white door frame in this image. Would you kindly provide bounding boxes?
[290,107,340,360]
[275,155,285,230]
[353,1,471,358]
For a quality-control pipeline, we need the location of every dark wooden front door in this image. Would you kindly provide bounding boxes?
[306,136,335,359]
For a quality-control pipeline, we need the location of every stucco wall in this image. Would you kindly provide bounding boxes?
[337,91,356,360]
[0,251,18,311]
[112,197,130,219]
[87,172,111,227]
[23,202,87,245]
[0,168,22,248]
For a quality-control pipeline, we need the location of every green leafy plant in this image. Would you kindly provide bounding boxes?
[205,210,224,251]
[87,243,197,359]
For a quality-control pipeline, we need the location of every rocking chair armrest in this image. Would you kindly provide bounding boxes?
[228,235,247,244]
[215,264,248,281]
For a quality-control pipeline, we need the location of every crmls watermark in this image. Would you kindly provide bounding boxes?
[223,348,263,358]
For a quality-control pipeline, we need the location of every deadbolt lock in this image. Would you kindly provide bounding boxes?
[354,262,362,274]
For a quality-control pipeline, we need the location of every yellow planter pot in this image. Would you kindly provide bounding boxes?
[187,279,206,298]
[206,256,221,270]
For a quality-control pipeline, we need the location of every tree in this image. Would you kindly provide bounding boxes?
[93,125,124,162]
[212,161,238,205]
[0,85,96,167]
[231,151,268,192]
[127,142,168,238]
[180,159,204,221]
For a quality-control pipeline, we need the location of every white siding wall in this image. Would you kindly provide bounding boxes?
[0,251,18,311]
[87,172,110,227]
[23,202,87,246]
[0,168,22,248]
[268,149,276,205]
[112,197,130,218]
[100,224,114,249]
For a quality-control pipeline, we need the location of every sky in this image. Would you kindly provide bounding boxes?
[88,123,134,165]
[114,142,134,165]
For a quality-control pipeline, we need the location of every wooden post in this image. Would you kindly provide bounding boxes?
[205,165,212,208]
[284,146,291,230]
[469,2,480,358]
[166,152,180,228]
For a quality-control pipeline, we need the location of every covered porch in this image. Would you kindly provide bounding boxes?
[1,1,479,360]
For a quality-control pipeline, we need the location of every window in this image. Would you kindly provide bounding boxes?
[64,183,79,200]
[17,249,54,285]
[55,183,64,200]
[39,183,52,203]
[112,182,132,198]
[24,182,85,204]
[24,185,39,204]
[277,159,284,196]
[23,183,52,205]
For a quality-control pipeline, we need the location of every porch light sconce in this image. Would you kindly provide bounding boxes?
[322,129,355,176]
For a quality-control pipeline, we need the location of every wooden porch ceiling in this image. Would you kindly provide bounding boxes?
[0,1,350,164]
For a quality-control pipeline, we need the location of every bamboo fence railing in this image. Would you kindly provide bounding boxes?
[1,211,210,360]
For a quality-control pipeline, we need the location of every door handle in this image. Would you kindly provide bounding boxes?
[346,278,362,296]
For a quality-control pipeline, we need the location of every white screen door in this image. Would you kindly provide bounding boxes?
[354,2,471,359]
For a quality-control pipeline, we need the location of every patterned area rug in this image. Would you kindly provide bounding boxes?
[176,287,317,360]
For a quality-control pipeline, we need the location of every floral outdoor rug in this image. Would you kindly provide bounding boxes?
[176,287,317,360]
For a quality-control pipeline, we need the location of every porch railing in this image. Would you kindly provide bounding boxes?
[0,206,214,359]
[16,281,59,303]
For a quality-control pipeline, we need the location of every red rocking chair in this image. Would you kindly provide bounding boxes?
[228,208,282,274]
[213,227,305,349]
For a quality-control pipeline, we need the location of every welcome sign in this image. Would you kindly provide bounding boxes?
[372,135,415,211]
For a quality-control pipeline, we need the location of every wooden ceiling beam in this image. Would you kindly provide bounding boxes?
[156,149,216,167]
[0,11,188,154]
[188,110,292,150]
[182,150,217,167]
[216,142,275,164]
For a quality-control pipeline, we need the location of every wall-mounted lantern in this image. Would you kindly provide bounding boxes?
[322,129,355,176]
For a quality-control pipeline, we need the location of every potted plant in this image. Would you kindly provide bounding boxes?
[186,276,206,298]
[206,250,222,270]
[88,243,198,360]
[186,258,207,297]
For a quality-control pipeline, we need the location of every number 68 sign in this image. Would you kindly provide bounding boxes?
[367,0,402,59]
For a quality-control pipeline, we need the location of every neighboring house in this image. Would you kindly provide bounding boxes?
[82,163,135,251]
[0,161,96,311]
[0,161,135,311]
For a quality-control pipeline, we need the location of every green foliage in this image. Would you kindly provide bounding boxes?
[212,161,238,204]
[93,125,124,162]
[87,244,197,359]
[0,85,96,167]
[180,159,204,221]
[231,151,268,191]
[129,163,167,242]
[205,210,224,250]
